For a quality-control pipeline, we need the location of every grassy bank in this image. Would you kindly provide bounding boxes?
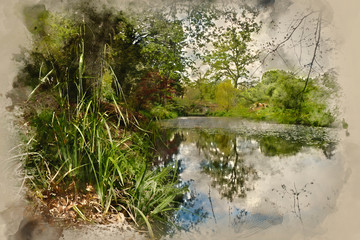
[17,80,185,238]
[10,4,189,238]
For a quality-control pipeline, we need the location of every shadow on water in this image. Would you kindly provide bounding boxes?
[155,117,342,239]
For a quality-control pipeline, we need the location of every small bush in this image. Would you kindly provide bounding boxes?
[150,105,178,119]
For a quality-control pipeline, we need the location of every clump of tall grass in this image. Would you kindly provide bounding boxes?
[22,83,184,237]
[17,42,185,239]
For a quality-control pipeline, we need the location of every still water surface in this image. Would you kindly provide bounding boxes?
[157,117,345,240]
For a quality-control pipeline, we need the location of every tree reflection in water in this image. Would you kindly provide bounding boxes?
[258,136,302,156]
[155,128,337,203]
[154,125,338,233]
[154,129,185,167]
[195,130,259,201]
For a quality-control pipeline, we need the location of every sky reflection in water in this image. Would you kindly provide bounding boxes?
[158,117,344,240]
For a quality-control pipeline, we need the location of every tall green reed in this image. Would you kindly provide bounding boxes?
[19,32,185,238]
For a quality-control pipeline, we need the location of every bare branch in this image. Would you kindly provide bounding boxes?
[302,13,322,93]
[291,37,302,66]
[250,11,315,77]
[276,50,291,69]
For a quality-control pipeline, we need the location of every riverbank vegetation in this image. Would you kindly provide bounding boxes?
[9,0,340,238]
[13,2,190,238]
[178,69,340,127]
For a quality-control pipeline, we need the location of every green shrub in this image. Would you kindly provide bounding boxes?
[150,105,178,119]
[215,79,238,111]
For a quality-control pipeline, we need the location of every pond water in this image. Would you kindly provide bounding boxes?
[157,117,345,240]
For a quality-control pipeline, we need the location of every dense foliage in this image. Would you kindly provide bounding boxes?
[179,69,339,127]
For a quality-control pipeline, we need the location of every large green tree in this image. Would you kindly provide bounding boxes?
[255,70,338,126]
[203,9,260,89]
[185,5,261,89]
[137,12,188,80]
